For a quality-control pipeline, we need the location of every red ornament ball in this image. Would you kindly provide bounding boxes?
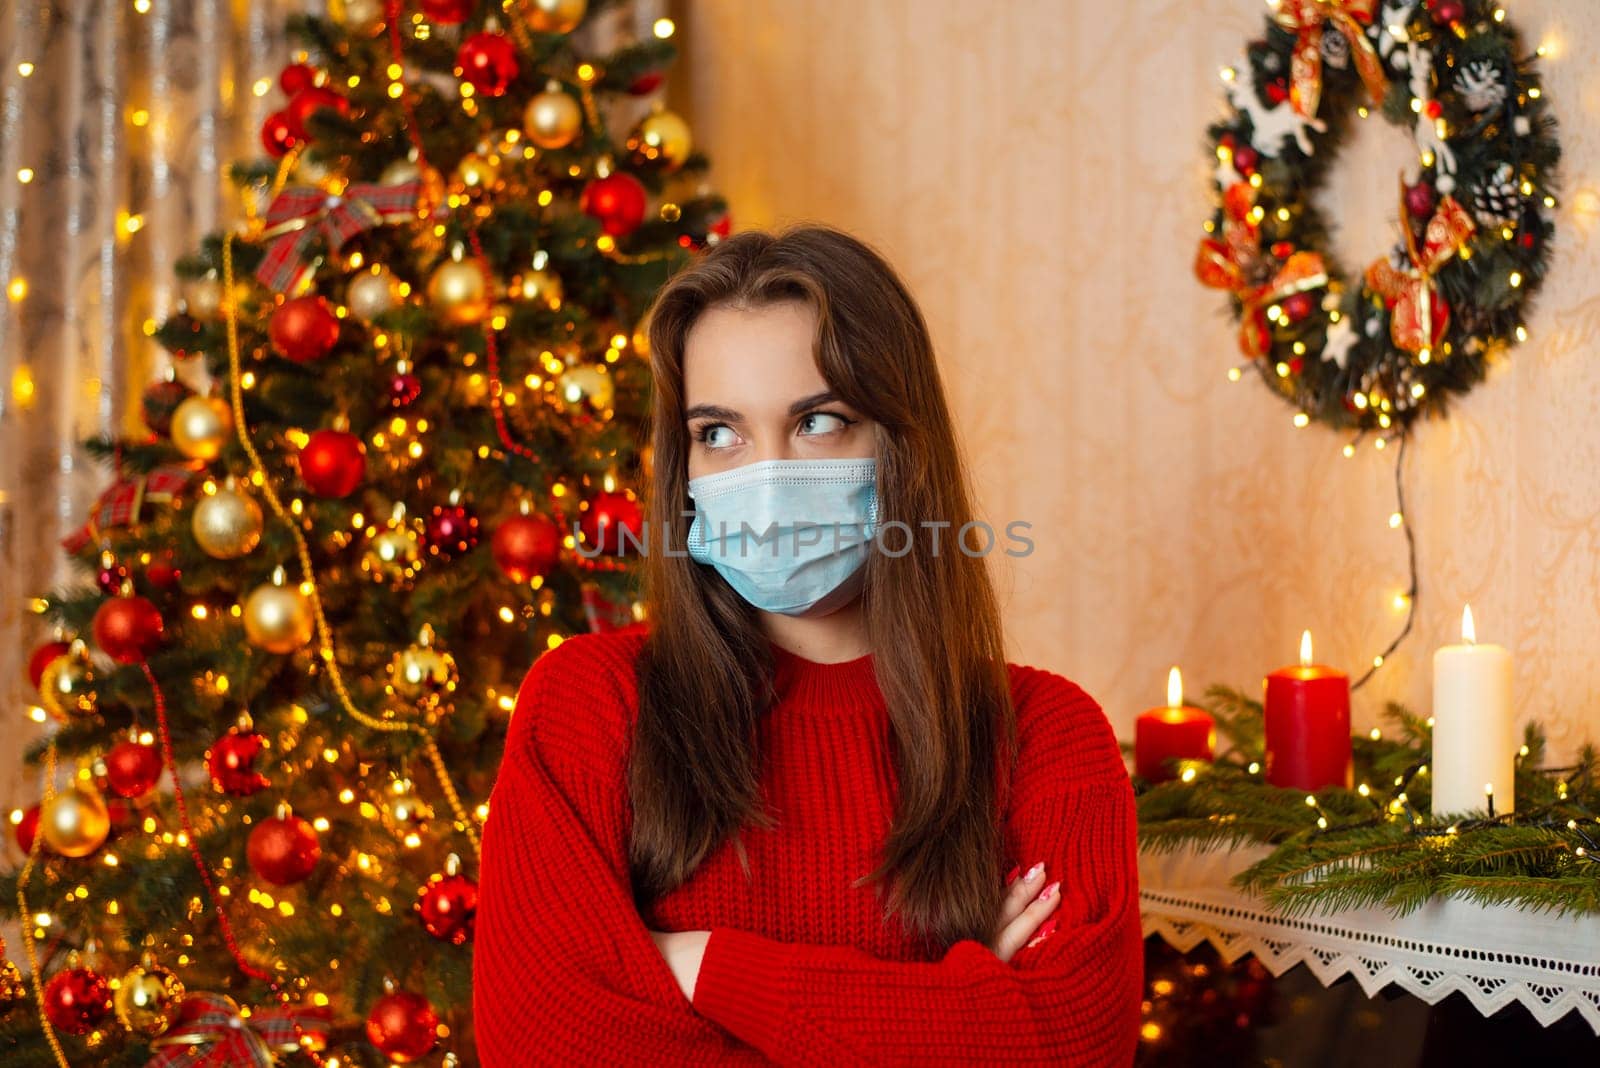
[1281,291,1317,323]
[420,0,474,24]
[456,32,519,97]
[1431,0,1465,24]
[105,738,163,798]
[286,86,350,140]
[424,503,480,558]
[1232,145,1260,175]
[417,873,478,944]
[208,726,270,796]
[28,641,71,690]
[142,378,193,437]
[299,429,367,498]
[14,804,40,854]
[247,811,321,886]
[1405,182,1438,219]
[365,990,439,1062]
[269,296,341,363]
[261,110,300,157]
[280,62,318,96]
[628,69,664,95]
[579,491,643,556]
[491,513,562,582]
[580,172,649,238]
[388,370,423,408]
[92,594,165,664]
[43,967,112,1035]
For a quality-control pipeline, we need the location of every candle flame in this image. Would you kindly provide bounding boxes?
[1167,666,1183,709]
[1299,629,1313,667]
[1462,604,1476,644]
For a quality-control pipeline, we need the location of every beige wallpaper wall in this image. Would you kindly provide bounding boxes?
[672,0,1600,763]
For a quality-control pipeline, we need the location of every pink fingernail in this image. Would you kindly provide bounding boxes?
[1024,861,1045,881]
[1035,880,1059,903]
[1026,918,1058,948]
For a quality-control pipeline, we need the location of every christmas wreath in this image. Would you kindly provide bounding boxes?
[1196,0,1559,436]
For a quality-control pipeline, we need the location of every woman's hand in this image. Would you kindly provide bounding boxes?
[648,929,711,1002]
[988,861,1061,962]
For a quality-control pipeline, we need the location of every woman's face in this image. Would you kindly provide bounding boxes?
[682,299,876,480]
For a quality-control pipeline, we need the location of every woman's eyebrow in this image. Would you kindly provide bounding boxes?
[684,391,842,423]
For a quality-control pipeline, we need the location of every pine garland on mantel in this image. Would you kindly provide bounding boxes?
[1129,685,1600,918]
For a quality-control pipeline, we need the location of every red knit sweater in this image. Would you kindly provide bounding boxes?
[472,622,1143,1066]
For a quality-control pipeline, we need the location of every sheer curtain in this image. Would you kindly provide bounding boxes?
[0,0,298,817]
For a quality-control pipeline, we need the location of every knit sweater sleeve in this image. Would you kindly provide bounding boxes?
[472,632,730,1066]
[688,668,1144,1067]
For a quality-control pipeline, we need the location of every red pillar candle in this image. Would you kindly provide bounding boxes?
[1134,667,1216,782]
[1264,630,1352,791]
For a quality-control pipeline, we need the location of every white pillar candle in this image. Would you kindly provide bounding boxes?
[1431,605,1515,818]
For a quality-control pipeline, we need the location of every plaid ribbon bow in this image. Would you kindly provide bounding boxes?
[1272,0,1389,121]
[62,464,192,554]
[145,992,331,1068]
[253,179,421,293]
[1365,184,1476,353]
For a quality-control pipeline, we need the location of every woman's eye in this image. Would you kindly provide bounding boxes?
[798,411,852,436]
[695,423,738,449]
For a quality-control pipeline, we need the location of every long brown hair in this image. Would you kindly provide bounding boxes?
[630,223,1017,952]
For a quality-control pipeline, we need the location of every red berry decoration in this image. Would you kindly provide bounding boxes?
[269,296,341,363]
[208,722,270,796]
[1405,182,1437,219]
[416,861,477,944]
[1281,291,1316,323]
[1431,0,1465,25]
[92,593,165,664]
[579,490,643,556]
[261,109,301,157]
[43,967,112,1035]
[285,85,351,141]
[1232,145,1260,175]
[247,808,321,886]
[299,429,367,498]
[388,368,422,408]
[491,512,562,582]
[142,378,193,437]
[144,551,181,589]
[105,737,163,798]
[580,172,649,238]
[280,62,317,96]
[628,70,664,95]
[420,0,473,24]
[456,32,519,97]
[27,641,71,689]
[365,990,439,1062]
[424,501,480,558]
[14,803,40,854]
[1265,78,1289,105]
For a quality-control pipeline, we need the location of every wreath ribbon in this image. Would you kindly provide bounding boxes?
[1364,183,1476,352]
[253,180,421,292]
[145,993,331,1067]
[1273,0,1389,121]
[1195,183,1329,359]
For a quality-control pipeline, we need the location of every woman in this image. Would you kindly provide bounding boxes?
[472,224,1143,1065]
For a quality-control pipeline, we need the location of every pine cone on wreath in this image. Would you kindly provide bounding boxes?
[1321,28,1351,70]
[1471,162,1521,226]
[1454,59,1508,113]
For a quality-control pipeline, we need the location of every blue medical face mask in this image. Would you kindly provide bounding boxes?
[685,457,879,617]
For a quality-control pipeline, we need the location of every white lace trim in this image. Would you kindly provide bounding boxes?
[1138,843,1600,1035]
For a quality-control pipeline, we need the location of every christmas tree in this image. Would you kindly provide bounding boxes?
[0,0,728,1062]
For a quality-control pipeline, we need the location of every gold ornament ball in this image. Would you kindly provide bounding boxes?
[523,88,583,149]
[428,259,489,325]
[0,958,25,1015]
[40,783,111,858]
[192,486,264,560]
[526,0,587,33]
[38,647,97,721]
[243,582,315,654]
[170,396,233,461]
[347,268,402,321]
[332,0,385,32]
[387,642,459,712]
[454,152,501,193]
[363,526,423,583]
[513,266,563,309]
[627,109,693,172]
[557,365,614,411]
[114,959,185,1038]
